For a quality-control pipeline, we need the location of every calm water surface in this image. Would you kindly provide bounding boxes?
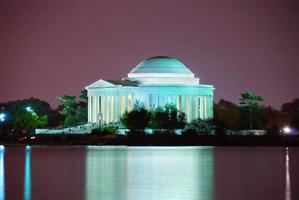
[0,146,298,200]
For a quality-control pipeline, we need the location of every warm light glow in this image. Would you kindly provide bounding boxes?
[128,94,132,112]
[121,96,125,116]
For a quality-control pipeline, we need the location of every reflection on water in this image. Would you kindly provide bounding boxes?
[0,146,4,200]
[85,146,214,200]
[24,146,31,200]
[285,147,291,200]
[1,146,299,200]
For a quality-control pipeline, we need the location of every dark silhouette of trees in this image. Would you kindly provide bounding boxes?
[121,103,186,134]
[281,98,299,129]
[149,104,186,134]
[239,92,263,129]
[261,106,282,135]
[1,98,54,134]
[121,102,151,133]
[188,119,215,134]
[213,99,240,132]
[57,89,87,126]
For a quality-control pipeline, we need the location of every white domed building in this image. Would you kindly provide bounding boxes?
[85,56,215,123]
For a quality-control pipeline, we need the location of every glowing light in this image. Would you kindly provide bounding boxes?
[285,147,291,200]
[26,145,31,151]
[0,146,4,200]
[25,106,33,112]
[283,126,292,134]
[0,113,6,122]
[24,147,31,200]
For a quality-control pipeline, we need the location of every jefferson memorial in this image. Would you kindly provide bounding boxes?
[85,56,215,124]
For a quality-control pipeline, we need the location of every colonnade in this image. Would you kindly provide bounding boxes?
[88,94,213,123]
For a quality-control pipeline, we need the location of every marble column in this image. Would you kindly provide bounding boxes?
[186,95,190,122]
[200,96,204,119]
[88,96,92,123]
[194,96,198,120]
[204,96,207,119]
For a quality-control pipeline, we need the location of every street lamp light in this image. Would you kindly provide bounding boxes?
[0,113,5,122]
[25,106,33,112]
[0,113,6,135]
[283,126,292,134]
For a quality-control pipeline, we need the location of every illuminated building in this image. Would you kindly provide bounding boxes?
[85,56,215,123]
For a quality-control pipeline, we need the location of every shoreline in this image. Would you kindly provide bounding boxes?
[0,134,299,147]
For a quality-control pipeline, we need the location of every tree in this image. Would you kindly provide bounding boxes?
[56,93,88,126]
[261,106,282,134]
[281,98,299,130]
[121,102,151,133]
[79,89,88,103]
[149,103,186,133]
[2,98,54,135]
[189,118,215,134]
[12,109,48,134]
[57,96,77,116]
[239,92,263,129]
[213,99,240,131]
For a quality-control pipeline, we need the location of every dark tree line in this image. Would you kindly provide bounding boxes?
[0,90,88,136]
[0,98,64,135]
[121,92,299,135]
[121,103,186,134]
[0,90,298,136]
[214,95,299,135]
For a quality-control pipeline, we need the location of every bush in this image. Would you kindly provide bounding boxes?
[91,125,117,135]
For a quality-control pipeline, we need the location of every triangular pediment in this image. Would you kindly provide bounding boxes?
[85,79,118,89]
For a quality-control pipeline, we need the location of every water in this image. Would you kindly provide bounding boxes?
[0,146,298,200]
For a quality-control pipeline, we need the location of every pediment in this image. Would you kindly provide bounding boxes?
[85,79,117,89]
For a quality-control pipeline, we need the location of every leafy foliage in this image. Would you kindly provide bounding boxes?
[239,92,263,129]
[1,98,58,134]
[213,99,240,131]
[56,89,87,126]
[121,102,151,133]
[188,119,215,134]
[261,106,282,134]
[91,125,117,135]
[281,98,299,129]
[149,103,186,133]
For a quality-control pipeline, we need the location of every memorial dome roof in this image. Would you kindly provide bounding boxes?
[129,56,193,74]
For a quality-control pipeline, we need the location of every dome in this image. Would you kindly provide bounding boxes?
[129,56,193,74]
[125,56,200,85]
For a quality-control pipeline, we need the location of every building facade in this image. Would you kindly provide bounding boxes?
[85,56,215,124]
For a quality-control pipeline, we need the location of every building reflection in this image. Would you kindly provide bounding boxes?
[0,146,5,200]
[24,146,31,200]
[85,146,213,200]
[85,146,127,200]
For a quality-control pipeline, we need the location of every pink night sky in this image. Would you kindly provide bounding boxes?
[0,0,298,108]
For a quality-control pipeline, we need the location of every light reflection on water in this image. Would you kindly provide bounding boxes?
[24,146,31,200]
[0,147,4,200]
[285,147,291,200]
[85,146,214,200]
[1,146,299,200]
